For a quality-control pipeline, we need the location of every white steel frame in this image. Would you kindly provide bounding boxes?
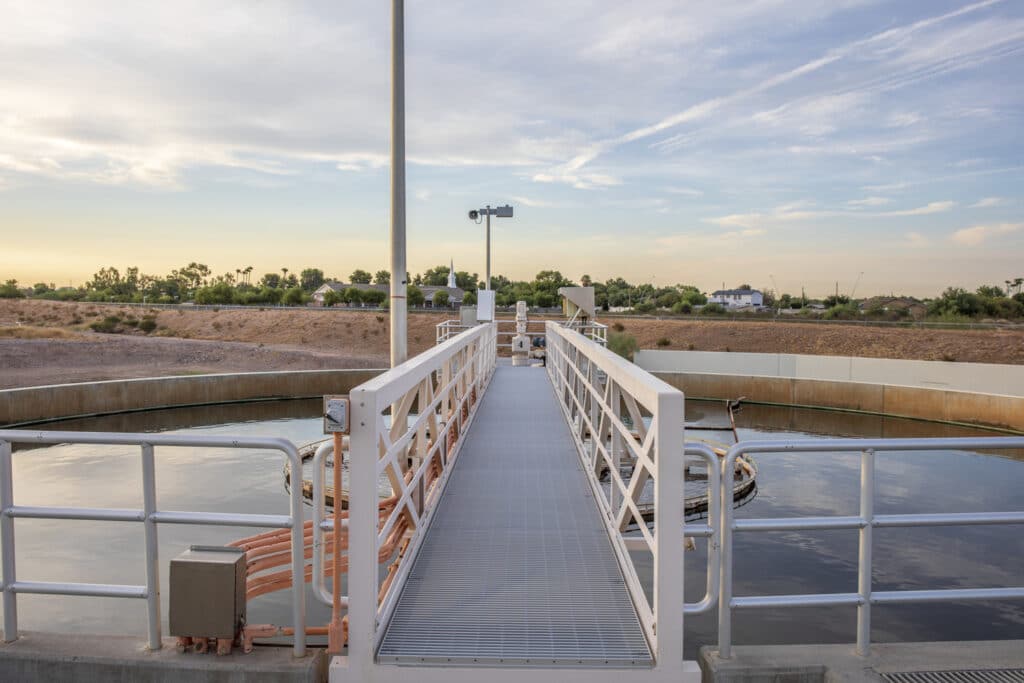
[343,323,498,681]
[544,321,694,680]
[716,436,1024,659]
[0,431,307,656]
[436,318,608,348]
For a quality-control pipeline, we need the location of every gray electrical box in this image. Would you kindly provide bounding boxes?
[169,545,246,639]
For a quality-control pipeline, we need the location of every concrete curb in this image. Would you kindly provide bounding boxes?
[0,369,386,427]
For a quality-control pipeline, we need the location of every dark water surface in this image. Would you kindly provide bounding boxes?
[11,399,1024,658]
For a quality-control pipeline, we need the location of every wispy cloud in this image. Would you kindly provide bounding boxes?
[970,196,1005,208]
[950,222,1022,246]
[848,197,891,207]
[532,171,621,191]
[881,201,956,216]
[563,0,1013,171]
[664,186,704,197]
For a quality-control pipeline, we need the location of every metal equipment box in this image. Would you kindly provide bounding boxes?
[169,546,246,639]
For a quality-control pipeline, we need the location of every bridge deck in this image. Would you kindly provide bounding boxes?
[377,365,652,667]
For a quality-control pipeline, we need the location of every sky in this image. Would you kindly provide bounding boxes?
[0,0,1022,298]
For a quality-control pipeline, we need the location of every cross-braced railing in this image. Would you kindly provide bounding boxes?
[545,321,687,675]
[345,322,497,676]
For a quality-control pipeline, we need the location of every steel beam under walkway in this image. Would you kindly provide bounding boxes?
[377,365,652,667]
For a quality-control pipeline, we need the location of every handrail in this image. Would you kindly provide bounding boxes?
[0,431,307,656]
[346,322,497,673]
[544,321,685,672]
[683,442,720,617]
[717,436,1024,659]
[436,318,608,346]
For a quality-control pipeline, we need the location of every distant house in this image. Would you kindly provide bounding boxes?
[313,281,465,308]
[709,289,764,309]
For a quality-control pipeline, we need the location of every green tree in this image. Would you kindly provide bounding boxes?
[343,287,363,305]
[419,265,450,286]
[194,282,236,304]
[282,287,308,306]
[580,274,592,287]
[432,290,450,307]
[533,270,571,296]
[323,290,343,307]
[374,270,390,285]
[300,268,325,292]
[408,285,425,307]
[350,269,373,284]
[928,287,982,318]
[32,282,55,295]
[260,273,282,289]
[0,279,25,298]
[463,290,477,305]
[361,289,387,307]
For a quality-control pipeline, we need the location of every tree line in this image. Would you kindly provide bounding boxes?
[2,266,1023,321]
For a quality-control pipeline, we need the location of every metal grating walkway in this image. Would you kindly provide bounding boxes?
[881,671,1024,682]
[377,365,653,667]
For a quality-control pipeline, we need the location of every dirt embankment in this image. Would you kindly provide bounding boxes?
[1,300,1023,389]
[610,318,1024,365]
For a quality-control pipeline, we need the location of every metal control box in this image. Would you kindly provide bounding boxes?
[169,545,246,639]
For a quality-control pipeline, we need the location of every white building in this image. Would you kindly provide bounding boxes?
[709,288,764,309]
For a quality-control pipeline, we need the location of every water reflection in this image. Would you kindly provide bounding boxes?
[13,400,1024,658]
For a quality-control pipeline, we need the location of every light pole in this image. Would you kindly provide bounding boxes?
[467,204,513,290]
[389,0,406,368]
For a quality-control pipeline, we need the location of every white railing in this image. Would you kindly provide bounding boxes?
[544,321,687,676]
[0,431,307,656]
[436,318,608,347]
[346,322,497,675]
[717,436,1024,659]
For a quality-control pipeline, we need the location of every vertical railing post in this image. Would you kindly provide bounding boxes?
[718,448,735,659]
[0,439,17,643]
[610,383,621,514]
[348,386,379,677]
[589,361,598,466]
[140,443,162,650]
[857,448,875,656]
[654,389,685,674]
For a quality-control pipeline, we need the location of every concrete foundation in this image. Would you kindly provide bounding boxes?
[0,631,326,683]
[698,640,1024,682]
[0,369,385,427]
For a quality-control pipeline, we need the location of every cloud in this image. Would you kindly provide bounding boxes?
[563,0,1013,171]
[414,189,431,201]
[848,197,891,207]
[664,186,704,197]
[881,201,955,216]
[950,223,1022,246]
[970,197,1005,208]
[531,171,621,191]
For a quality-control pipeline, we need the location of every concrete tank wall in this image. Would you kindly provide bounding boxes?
[635,350,1024,432]
[0,369,385,427]
[635,350,1024,398]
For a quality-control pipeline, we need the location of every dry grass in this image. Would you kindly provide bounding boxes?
[3,299,1024,365]
[0,326,76,340]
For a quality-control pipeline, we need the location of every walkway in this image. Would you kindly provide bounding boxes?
[377,365,652,667]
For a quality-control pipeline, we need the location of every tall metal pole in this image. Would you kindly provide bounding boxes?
[389,0,407,367]
[485,205,491,291]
